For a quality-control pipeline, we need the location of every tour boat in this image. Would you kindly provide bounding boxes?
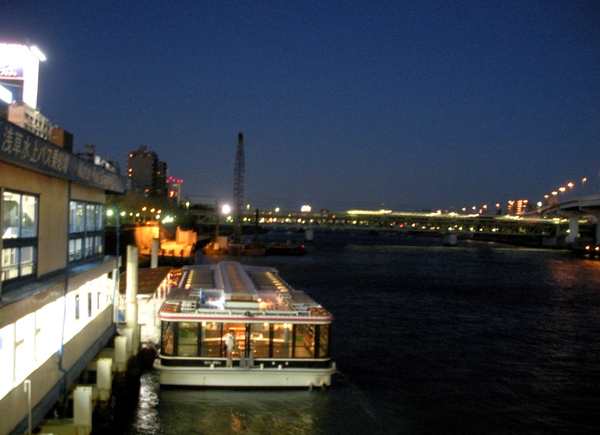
[154,261,336,388]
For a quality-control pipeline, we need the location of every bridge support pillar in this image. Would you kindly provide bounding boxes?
[596,223,600,246]
[566,217,579,245]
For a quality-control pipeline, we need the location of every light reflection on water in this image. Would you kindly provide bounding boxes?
[125,371,383,435]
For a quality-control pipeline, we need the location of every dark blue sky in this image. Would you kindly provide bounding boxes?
[2,1,599,212]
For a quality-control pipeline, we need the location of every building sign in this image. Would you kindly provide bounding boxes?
[0,64,23,79]
[0,118,127,193]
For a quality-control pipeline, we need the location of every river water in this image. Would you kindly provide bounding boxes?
[122,230,600,434]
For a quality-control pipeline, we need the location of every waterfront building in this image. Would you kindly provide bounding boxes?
[0,117,127,434]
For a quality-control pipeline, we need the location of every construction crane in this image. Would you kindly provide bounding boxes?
[232,132,245,243]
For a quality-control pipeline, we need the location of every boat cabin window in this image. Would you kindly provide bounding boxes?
[160,321,330,359]
[317,324,330,358]
[178,322,198,357]
[161,323,175,356]
[200,322,223,357]
[294,324,330,358]
[271,323,293,358]
[250,323,270,358]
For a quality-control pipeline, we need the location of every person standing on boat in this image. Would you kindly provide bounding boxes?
[225,330,236,367]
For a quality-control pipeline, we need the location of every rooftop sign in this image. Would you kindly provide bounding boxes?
[0,43,45,107]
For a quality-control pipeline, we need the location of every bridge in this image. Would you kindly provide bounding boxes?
[190,201,600,250]
[538,194,600,250]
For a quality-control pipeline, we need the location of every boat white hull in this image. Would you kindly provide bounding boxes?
[154,360,336,388]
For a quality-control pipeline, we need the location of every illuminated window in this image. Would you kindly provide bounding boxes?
[272,323,293,358]
[250,323,270,358]
[178,322,199,356]
[2,191,38,282]
[200,322,223,357]
[294,324,318,358]
[69,200,104,262]
[161,323,175,356]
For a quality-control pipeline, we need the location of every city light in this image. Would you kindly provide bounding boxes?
[347,209,391,215]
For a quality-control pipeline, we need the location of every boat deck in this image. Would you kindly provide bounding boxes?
[161,262,331,320]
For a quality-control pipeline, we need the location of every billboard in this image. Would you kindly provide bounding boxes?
[0,43,45,108]
[1,117,128,194]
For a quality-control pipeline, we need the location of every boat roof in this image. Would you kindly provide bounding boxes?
[159,262,332,323]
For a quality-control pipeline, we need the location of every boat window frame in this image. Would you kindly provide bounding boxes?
[162,320,331,360]
[199,321,224,357]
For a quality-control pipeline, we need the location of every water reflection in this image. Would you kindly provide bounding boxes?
[126,371,381,435]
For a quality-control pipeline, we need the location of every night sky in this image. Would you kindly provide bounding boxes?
[2,1,599,212]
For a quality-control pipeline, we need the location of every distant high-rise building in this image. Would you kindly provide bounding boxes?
[155,160,168,197]
[126,145,167,196]
[507,199,532,215]
[6,101,53,140]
